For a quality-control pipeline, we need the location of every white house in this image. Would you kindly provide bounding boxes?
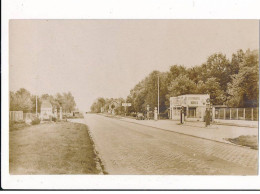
[41,100,53,120]
[169,94,210,121]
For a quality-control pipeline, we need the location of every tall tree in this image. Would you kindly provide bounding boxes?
[196,78,225,105]
[204,53,231,92]
[168,75,196,97]
[9,88,33,112]
[62,92,76,112]
[227,50,259,107]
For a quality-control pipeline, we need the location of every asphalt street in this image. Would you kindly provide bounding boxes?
[75,114,258,175]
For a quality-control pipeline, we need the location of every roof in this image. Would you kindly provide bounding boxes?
[41,100,52,108]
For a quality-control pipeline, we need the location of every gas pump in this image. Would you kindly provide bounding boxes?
[180,106,185,124]
[205,98,211,127]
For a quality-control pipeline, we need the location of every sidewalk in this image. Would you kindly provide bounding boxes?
[117,116,258,145]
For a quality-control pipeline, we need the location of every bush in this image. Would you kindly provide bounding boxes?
[130,112,137,117]
[31,117,41,125]
[52,117,57,122]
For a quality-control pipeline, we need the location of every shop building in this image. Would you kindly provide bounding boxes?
[169,94,210,121]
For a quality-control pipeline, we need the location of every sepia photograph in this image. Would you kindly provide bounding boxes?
[8,19,259,177]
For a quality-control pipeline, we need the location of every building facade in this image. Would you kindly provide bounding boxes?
[169,94,210,121]
[40,100,53,120]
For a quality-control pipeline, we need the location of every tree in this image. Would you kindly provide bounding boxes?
[62,92,76,113]
[168,75,196,97]
[9,88,33,112]
[230,49,245,75]
[204,53,231,92]
[196,78,225,105]
[187,66,204,84]
[227,50,259,107]
[168,65,187,80]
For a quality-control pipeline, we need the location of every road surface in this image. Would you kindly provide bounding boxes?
[74,114,258,175]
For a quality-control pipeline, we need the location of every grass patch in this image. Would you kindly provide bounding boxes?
[226,135,258,150]
[9,121,30,132]
[9,122,101,174]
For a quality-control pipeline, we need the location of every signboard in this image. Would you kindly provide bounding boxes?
[122,103,131,107]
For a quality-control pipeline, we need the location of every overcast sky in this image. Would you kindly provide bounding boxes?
[9,20,259,111]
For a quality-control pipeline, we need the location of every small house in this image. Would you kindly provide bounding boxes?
[169,94,210,121]
[41,100,53,120]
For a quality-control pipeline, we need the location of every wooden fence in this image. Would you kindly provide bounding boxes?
[10,111,36,122]
[9,111,23,121]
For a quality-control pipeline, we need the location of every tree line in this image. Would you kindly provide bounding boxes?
[90,97,126,115]
[91,49,259,114]
[9,88,77,113]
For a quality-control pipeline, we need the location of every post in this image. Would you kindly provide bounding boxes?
[230,108,232,120]
[236,108,238,120]
[251,108,253,121]
[243,108,246,120]
[212,107,215,121]
[154,107,158,121]
[223,108,226,120]
[158,75,159,119]
[60,107,63,120]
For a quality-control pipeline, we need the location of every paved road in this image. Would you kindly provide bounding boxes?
[76,114,258,175]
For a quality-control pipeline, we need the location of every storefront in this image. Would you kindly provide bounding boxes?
[169,94,210,121]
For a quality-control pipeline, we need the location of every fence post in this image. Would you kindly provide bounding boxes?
[243,108,246,120]
[230,109,232,120]
[236,108,238,120]
[251,108,253,121]
[224,108,226,120]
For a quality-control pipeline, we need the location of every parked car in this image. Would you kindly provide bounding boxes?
[136,113,145,120]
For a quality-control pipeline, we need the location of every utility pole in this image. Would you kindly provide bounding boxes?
[158,75,159,119]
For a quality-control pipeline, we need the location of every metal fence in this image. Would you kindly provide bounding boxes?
[214,107,258,121]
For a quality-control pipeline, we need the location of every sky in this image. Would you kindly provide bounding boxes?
[9,20,259,111]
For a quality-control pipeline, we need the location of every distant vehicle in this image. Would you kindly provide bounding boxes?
[136,113,145,120]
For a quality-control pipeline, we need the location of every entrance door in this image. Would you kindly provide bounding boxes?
[188,107,196,118]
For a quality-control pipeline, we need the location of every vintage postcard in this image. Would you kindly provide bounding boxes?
[2,0,260,190]
[8,19,259,175]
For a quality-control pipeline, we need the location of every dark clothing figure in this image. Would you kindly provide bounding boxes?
[205,109,211,127]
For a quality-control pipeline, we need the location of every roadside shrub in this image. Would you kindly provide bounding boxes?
[130,112,137,117]
[31,117,41,125]
[52,117,57,122]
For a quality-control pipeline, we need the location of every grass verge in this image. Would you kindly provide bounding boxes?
[226,135,258,150]
[9,121,101,174]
